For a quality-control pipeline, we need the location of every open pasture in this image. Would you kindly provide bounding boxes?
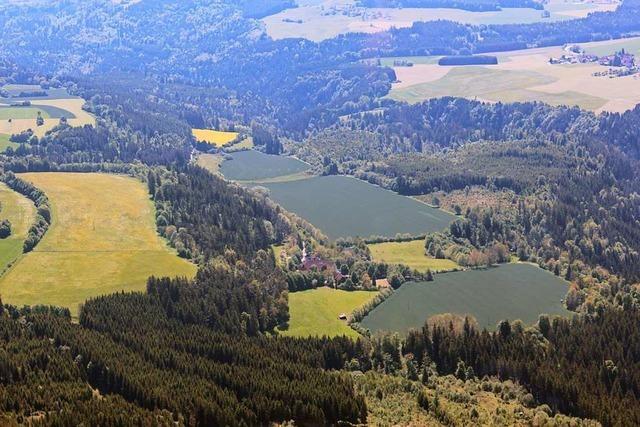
[0,173,197,315]
[220,150,311,181]
[262,175,455,239]
[0,91,95,138]
[0,134,19,153]
[280,287,378,338]
[263,0,616,41]
[0,183,36,275]
[368,239,459,272]
[360,263,571,333]
[192,128,239,146]
[388,38,640,113]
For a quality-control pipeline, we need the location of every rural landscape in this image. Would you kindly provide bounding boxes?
[0,0,640,425]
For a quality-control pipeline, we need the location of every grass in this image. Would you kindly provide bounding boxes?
[196,153,225,175]
[280,287,378,338]
[0,173,197,315]
[261,175,455,239]
[192,129,239,146]
[0,107,51,120]
[0,183,36,275]
[360,263,570,333]
[368,239,459,272]
[220,150,310,181]
[0,134,19,152]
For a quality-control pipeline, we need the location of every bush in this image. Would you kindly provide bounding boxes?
[0,219,11,239]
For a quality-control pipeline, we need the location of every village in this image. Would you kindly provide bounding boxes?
[550,44,639,78]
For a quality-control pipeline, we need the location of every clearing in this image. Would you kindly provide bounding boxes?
[263,0,617,42]
[280,286,378,338]
[368,239,459,272]
[261,175,455,239]
[192,129,239,146]
[196,153,225,175]
[0,85,96,137]
[220,150,311,182]
[0,134,19,153]
[0,173,197,315]
[0,183,36,275]
[388,37,640,113]
[360,263,570,332]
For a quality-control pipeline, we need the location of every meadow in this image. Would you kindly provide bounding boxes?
[192,128,239,146]
[0,134,19,153]
[262,0,615,41]
[0,183,36,275]
[0,173,197,315]
[280,286,378,338]
[368,239,459,272]
[262,175,455,239]
[0,85,95,137]
[220,149,311,181]
[360,263,570,332]
[388,37,640,113]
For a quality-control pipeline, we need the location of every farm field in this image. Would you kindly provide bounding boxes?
[360,263,571,332]
[0,183,36,275]
[368,239,459,272]
[192,128,239,146]
[280,287,378,338]
[0,173,197,315]
[388,37,640,113]
[196,153,225,175]
[263,0,617,41]
[220,149,311,181]
[0,85,95,137]
[262,175,455,239]
[0,134,19,152]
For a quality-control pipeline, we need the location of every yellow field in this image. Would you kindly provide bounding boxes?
[280,287,378,338]
[368,239,459,272]
[389,37,640,113]
[192,129,239,146]
[0,173,197,315]
[0,183,36,275]
[0,98,96,138]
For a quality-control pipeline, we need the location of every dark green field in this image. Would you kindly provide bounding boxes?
[220,150,310,181]
[360,263,570,332]
[262,175,455,239]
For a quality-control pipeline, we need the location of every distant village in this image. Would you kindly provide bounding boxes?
[550,44,638,78]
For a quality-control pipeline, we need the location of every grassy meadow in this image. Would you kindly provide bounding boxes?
[360,263,570,333]
[0,85,95,137]
[368,239,459,272]
[262,175,455,239]
[280,287,378,338]
[220,150,310,181]
[0,134,19,153]
[196,153,225,175]
[192,128,239,146]
[0,173,197,315]
[0,183,36,275]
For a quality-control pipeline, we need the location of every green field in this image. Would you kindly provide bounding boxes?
[280,287,378,338]
[220,150,311,181]
[0,183,36,275]
[262,175,455,239]
[1,84,78,101]
[368,239,459,272]
[0,173,197,315]
[360,263,570,332]
[0,134,19,152]
[584,37,640,56]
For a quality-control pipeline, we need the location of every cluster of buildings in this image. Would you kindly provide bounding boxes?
[549,45,638,78]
